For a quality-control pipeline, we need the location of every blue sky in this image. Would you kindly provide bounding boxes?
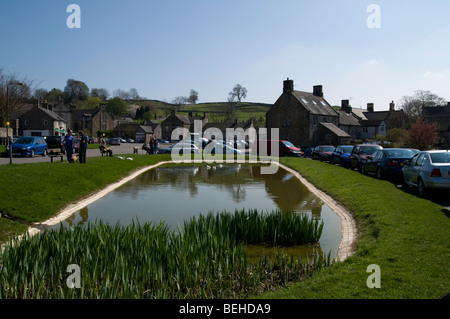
[1,0,449,110]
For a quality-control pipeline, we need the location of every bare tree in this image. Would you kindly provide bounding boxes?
[172,96,188,109]
[0,69,32,126]
[229,84,247,102]
[188,89,199,104]
[399,90,447,122]
[91,88,110,101]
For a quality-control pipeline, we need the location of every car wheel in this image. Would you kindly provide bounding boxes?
[417,178,426,197]
[361,164,366,175]
[376,168,382,180]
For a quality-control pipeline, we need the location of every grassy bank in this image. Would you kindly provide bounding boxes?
[262,158,449,299]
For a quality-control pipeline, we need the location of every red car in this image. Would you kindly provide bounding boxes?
[350,144,383,171]
[311,145,335,162]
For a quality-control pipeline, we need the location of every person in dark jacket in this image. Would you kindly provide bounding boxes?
[78,131,89,163]
[64,129,74,163]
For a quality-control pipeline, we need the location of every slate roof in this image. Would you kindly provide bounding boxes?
[292,91,339,117]
[338,111,361,127]
[320,122,351,137]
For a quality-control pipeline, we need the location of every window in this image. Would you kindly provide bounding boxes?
[320,101,327,106]
[416,153,427,166]
[43,120,48,127]
[282,117,287,127]
[301,98,308,104]
[24,120,29,127]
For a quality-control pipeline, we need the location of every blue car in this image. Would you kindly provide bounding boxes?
[362,148,417,181]
[331,145,354,166]
[10,136,48,157]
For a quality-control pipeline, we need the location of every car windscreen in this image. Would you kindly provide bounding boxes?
[341,146,353,153]
[283,141,295,148]
[430,152,450,164]
[15,137,34,144]
[385,149,414,158]
[320,147,335,152]
[359,146,380,155]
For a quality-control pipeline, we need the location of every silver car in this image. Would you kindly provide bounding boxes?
[402,150,450,197]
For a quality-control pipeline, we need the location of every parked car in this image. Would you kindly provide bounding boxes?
[126,138,134,143]
[89,137,98,144]
[156,139,170,144]
[119,138,126,143]
[402,150,450,197]
[350,144,383,171]
[44,136,65,155]
[9,136,48,157]
[159,143,199,155]
[109,138,121,145]
[311,145,335,162]
[331,145,354,166]
[362,148,417,181]
[210,144,243,155]
[256,140,303,157]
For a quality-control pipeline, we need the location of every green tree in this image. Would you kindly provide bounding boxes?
[106,97,128,117]
[46,88,64,103]
[84,96,102,109]
[64,79,89,104]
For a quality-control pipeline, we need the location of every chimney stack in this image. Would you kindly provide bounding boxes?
[313,85,323,97]
[283,78,294,94]
[341,100,352,113]
[367,103,374,112]
[389,101,395,112]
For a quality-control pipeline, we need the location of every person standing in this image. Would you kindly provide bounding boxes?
[79,131,89,163]
[64,129,74,163]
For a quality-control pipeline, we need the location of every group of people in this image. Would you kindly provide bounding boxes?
[142,137,159,155]
[63,129,88,163]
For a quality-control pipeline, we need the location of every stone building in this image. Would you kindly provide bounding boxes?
[17,103,68,136]
[266,78,347,148]
[422,103,450,148]
[161,110,208,141]
[351,102,408,141]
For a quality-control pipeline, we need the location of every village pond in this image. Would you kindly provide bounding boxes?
[54,164,342,260]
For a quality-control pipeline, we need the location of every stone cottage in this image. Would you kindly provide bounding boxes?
[266,78,349,148]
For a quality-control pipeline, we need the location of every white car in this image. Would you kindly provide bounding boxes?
[402,150,450,197]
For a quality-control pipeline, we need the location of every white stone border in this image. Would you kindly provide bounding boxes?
[278,163,357,262]
[15,160,357,262]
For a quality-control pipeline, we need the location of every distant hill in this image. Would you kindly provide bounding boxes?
[125,100,272,127]
[180,102,272,124]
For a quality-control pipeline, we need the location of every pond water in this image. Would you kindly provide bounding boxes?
[56,164,342,259]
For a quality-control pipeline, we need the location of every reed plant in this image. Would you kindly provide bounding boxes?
[0,209,328,299]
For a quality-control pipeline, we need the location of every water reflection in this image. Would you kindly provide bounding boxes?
[56,164,341,259]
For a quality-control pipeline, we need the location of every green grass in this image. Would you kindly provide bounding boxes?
[259,158,450,299]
